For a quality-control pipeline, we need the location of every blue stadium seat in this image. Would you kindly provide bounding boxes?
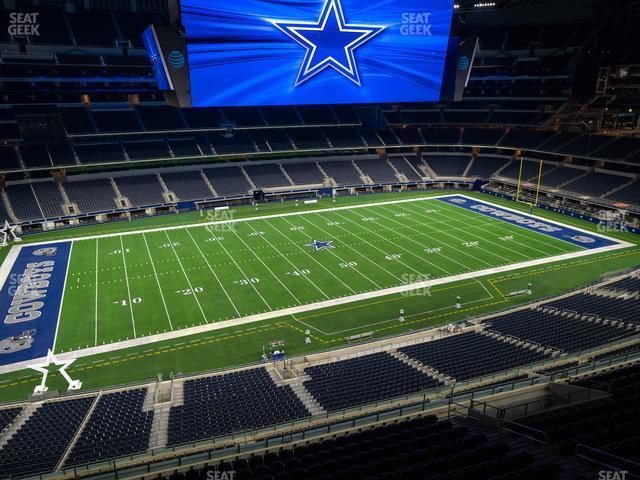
[0,396,94,477]
[65,388,153,467]
[399,332,550,381]
[167,369,309,445]
[303,352,441,411]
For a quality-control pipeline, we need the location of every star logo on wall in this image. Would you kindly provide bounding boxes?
[270,0,385,87]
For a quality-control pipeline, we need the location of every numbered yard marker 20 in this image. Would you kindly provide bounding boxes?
[514,156,544,210]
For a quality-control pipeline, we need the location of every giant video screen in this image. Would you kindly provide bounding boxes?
[180,0,455,106]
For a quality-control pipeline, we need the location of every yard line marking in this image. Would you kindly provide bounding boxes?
[184,228,241,317]
[120,236,137,338]
[429,203,556,257]
[261,218,358,295]
[330,210,447,277]
[392,202,519,264]
[142,233,174,331]
[94,238,99,346]
[204,224,272,310]
[375,203,497,269]
[164,230,209,324]
[227,224,302,306]
[245,221,330,301]
[295,215,388,288]
[400,202,542,263]
[435,202,572,254]
[342,206,471,276]
[372,203,498,294]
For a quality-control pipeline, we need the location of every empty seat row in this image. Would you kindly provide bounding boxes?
[167,368,309,446]
[303,352,441,411]
[65,388,153,467]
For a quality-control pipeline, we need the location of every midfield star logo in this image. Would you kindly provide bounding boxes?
[305,239,335,251]
[270,0,385,86]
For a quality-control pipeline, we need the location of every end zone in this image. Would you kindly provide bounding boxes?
[0,242,72,370]
[439,195,632,250]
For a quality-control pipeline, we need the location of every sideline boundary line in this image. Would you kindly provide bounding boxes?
[16,193,631,250]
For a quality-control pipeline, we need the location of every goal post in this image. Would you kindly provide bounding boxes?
[514,156,544,209]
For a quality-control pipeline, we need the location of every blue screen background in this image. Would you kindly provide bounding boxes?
[181,0,455,106]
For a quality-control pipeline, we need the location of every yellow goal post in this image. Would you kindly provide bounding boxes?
[514,155,544,209]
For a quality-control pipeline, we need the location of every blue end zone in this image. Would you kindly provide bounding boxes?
[438,196,619,249]
[0,243,71,367]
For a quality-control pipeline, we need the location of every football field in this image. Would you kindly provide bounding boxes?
[46,193,620,354]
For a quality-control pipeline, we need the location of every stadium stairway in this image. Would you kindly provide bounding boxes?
[603,176,638,198]
[0,188,18,223]
[0,403,37,451]
[240,166,257,191]
[315,162,336,186]
[147,385,172,451]
[384,157,404,182]
[350,159,373,184]
[493,156,515,177]
[265,367,326,416]
[199,170,218,198]
[169,381,185,409]
[480,328,563,357]
[56,392,103,469]
[421,159,440,178]
[148,403,171,450]
[388,349,456,385]
[278,163,296,187]
[110,177,131,208]
[462,155,476,177]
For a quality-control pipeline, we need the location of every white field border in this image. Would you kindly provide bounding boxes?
[0,245,22,294]
[0,194,635,375]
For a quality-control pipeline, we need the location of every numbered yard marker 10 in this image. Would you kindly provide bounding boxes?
[514,156,544,209]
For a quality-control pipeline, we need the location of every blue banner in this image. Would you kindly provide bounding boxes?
[0,243,71,367]
[181,0,455,106]
[439,196,620,249]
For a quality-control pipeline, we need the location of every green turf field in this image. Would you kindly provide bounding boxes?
[0,190,637,402]
[54,194,584,352]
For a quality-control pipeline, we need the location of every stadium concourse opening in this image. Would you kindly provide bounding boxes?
[0,0,639,478]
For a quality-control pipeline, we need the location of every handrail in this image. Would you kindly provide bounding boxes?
[501,418,550,445]
[575,443,640,478]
